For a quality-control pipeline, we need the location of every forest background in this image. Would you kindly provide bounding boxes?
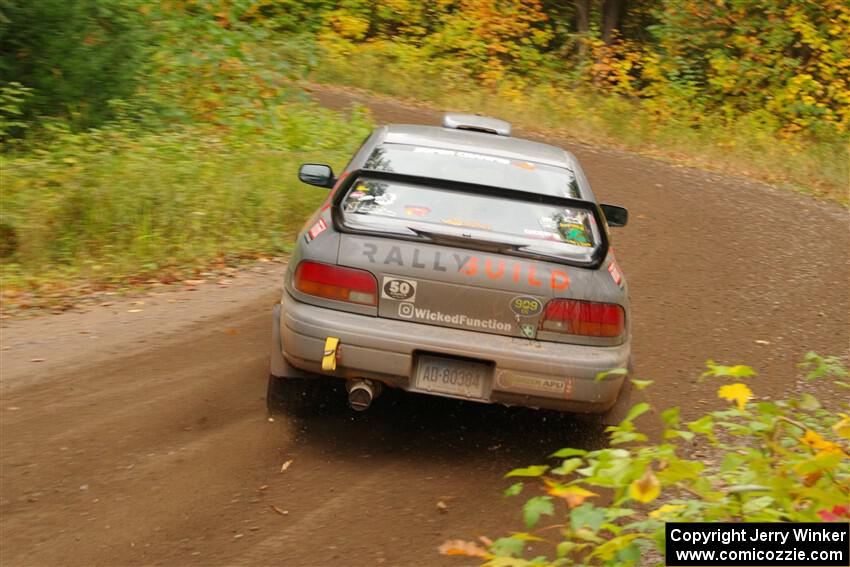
[1,0,848,300]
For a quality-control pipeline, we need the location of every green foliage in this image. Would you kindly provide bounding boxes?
[0,103,371,292]
[136,1,318,130]
[647,0,850,137]
[0,0,151,131]
[523,496,555,530]
[442,355,850,565]
[311,45,848,201]
[5,0,849,146]
[240,0,332,34]
[0,0,374,294]
[303,0,848,200]
[507,466,550,478]
[308,0,850,138]
[0,81,33,142]
[3,0,848,203]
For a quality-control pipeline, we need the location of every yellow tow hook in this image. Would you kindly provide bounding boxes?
[322,337,340,371]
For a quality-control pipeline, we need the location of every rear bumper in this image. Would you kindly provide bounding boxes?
[276,293,630,413]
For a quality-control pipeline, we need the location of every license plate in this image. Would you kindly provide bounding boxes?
[413,355,489,400]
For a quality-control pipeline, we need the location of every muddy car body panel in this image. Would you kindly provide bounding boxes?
[270,115,631,414]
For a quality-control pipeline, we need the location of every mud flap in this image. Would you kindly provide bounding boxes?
[599,376,633,426]
[270,303,312,379]
[599,358,640,426]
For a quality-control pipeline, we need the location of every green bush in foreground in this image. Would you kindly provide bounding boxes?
[441,353,850,566]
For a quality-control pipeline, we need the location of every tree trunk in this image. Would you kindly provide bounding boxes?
[575,0,590,34]
[574,0,591,60]
[602,0,626,45]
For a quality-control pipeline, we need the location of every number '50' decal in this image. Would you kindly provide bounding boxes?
[382,277,417,301]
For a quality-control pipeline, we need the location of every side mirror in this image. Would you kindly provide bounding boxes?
[299,164,335,188]
[601,204,628,227]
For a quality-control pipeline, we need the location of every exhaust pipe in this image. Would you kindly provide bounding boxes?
[346,379,381,411]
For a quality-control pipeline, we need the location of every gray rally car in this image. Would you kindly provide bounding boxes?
[269,113,632,419]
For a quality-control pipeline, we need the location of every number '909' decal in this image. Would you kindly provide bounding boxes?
[510,296,543,317]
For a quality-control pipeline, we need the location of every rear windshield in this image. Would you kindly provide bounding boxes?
[339,178,601,259]
[364,144,581,198]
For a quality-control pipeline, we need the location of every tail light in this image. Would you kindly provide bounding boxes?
[293,261,377,306]
[539,299,624,338]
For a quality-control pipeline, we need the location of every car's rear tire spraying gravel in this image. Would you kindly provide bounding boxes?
[266,375,319,415]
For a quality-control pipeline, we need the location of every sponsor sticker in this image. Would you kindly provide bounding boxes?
[399,305,512,332]
[358,242,570,290]
[404,205,430,217]
[560,222,593,247]
[307,218,328,240]
[412,147,511,165]
[608,260,623,287]
[510,296,543,317]
[382,277,417,302]
[374,192,397,206]
[497,372,568,395]
[398,302,415,318]
[343,192,375,213]
[523,228,562,241]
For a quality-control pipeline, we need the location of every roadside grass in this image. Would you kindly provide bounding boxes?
[0,102,372,302]
[310,47,849,205]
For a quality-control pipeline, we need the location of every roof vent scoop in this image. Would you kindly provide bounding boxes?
[442,113,511,137]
